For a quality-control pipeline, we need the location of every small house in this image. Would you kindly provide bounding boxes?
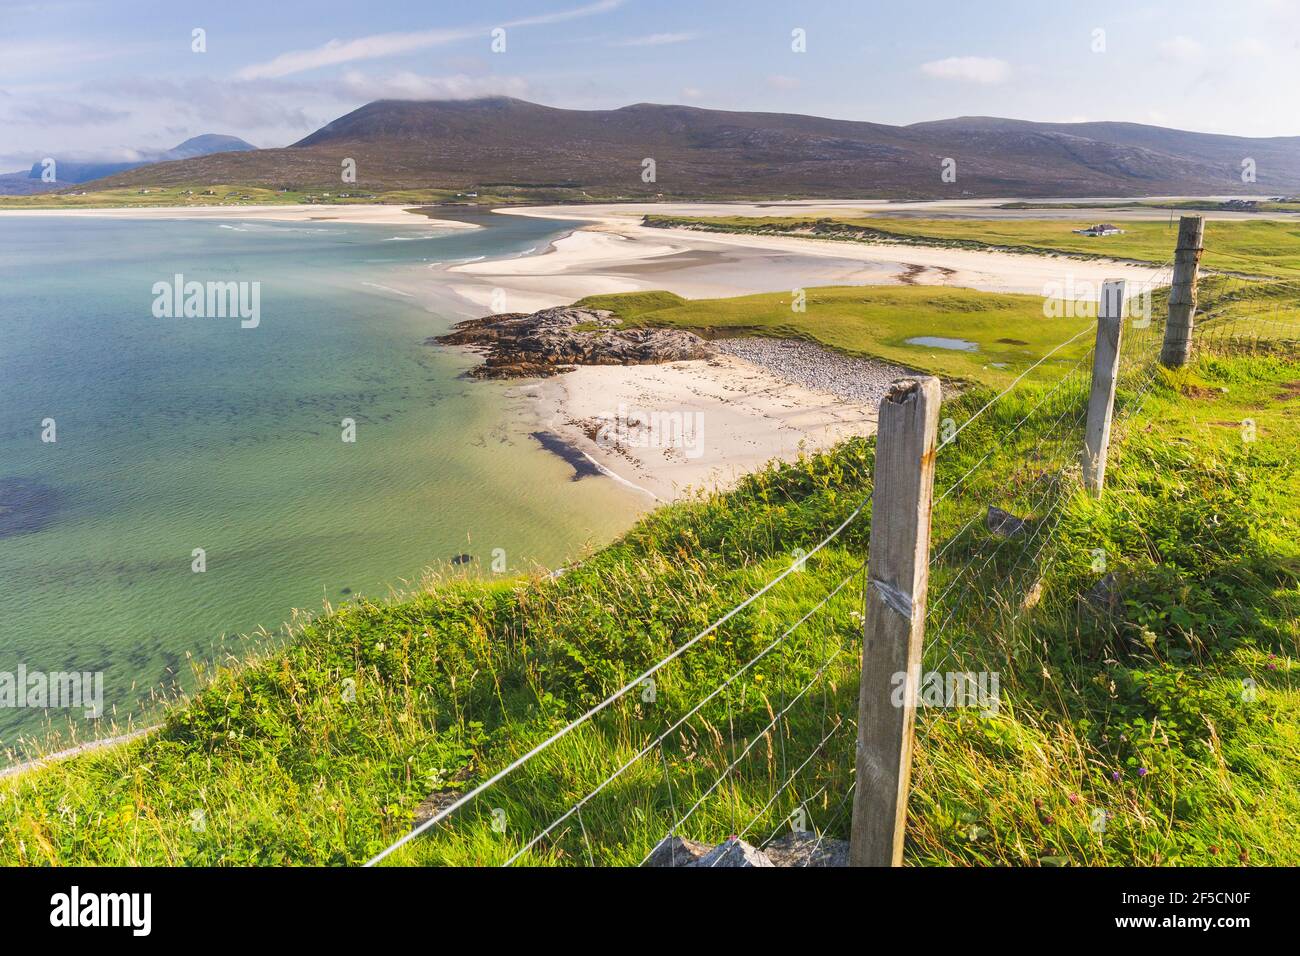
[1074,223,1124,237]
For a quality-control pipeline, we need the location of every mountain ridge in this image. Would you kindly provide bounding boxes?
[81,98,1300,199]
[0,134,257,194]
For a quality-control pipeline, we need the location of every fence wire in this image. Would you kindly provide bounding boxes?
[363,250,1293,867]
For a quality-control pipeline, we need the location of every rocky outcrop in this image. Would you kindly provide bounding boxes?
[431,306,714,379]
[643,832,849,867]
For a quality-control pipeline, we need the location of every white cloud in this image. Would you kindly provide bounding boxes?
[766,74,800,90]
[6,99,129,125]
[680,86,704,100]
[337,70,532,101]
[1158,35,1206,64]
[920,56,1011,85]
[610,32,698,47]
[237,1,624,80]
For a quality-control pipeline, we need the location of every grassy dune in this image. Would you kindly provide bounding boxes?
[999,200,1300,214]
[647,215,1300,279]
[1,334,1295,865]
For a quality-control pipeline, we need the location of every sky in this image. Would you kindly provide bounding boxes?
[1,0,1297,169]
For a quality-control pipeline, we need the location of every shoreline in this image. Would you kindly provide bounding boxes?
[0,203,478,229]
[481,202,1176,299]
[519,345,907,503]
[394,197,1183,504]
[0,194,1211,775]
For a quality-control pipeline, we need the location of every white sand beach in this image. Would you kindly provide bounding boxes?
[447,202,1174,307]
[0,203,477,228]
[523,353,896,502]
[409,197,1189,504]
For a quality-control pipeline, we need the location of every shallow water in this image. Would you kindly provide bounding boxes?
[0,212,643,750]
[905,335,980,352]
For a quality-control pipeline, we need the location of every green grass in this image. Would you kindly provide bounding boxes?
[1,333,1296,865]
[1000,199,1300,214]
[578,285,1102,387]
[0,184,510,210]
[647,215,1300,279]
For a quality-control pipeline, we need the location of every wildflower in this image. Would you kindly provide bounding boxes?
[1111,771,1120,782]
[1068,793,1080,805]
[1138,767,1148,777]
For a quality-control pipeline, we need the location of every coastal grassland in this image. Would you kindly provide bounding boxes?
[0,185,509,210]
[576,285,1099,387]
[999,200,1300,214]
[645,214,1300,279]
[1,334,1295,866]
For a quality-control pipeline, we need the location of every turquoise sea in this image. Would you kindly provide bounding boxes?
[0,210,644,752]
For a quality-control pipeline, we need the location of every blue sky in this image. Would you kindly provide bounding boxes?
[0,0,1296,168]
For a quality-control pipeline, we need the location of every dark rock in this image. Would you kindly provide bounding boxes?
[645,832,850,867]
[451,553,473,565]
[432,306,715,379]
[643,835,711,867]
[986,505,1029,538]
[687,837,774,868]
[763,831,850,867]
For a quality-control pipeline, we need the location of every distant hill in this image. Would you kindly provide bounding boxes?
[83,98,1300,199]
[0,134,256,194]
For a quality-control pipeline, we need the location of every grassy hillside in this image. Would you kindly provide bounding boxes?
[646,215,1300,279]
[2,330,1295,865]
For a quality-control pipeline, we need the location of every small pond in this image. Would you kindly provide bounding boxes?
[905,336,979,352]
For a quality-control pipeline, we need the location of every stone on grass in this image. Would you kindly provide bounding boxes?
[986,505,1029,538]
[643,835,711,867]
[688,837,774,868]
[763,831,850,867]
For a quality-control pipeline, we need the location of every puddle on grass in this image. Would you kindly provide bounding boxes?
[906,336,979,352]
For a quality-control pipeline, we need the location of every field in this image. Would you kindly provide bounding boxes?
[577,286,1106,387]
[646,215,1300,279]
[1000,199,1300,214]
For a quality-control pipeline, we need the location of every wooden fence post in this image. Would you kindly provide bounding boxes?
[1083,280,1125,495]
[1159,215,1205,368]
[849,376,940,867]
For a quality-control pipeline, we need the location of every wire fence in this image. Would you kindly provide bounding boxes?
[366,496,871,866]
[362,244,1295,868]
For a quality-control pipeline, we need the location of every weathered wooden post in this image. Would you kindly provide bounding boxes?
[1159,215,1205,367]
[1083,280,1125,495]
[849,376,940,867]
